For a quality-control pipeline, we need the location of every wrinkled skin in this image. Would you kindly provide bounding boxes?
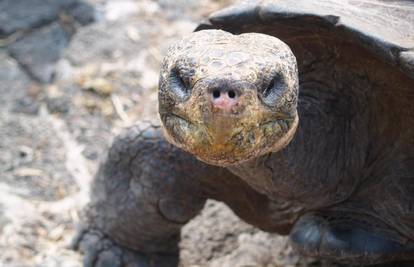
[159,30,299,166]
[74,29,414,267]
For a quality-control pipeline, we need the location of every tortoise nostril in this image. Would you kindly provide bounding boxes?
[213,90,221,99]
[228,90,236,99]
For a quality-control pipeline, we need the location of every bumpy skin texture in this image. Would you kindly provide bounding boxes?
[76,1,414,266]
[159,30,299,166]
[75,121,299,266]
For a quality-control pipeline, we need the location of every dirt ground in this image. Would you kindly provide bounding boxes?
[0,1,334,266]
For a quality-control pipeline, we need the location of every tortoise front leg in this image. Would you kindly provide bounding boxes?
[73,122,209,267]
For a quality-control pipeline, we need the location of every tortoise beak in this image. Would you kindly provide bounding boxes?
[204,114,243,145]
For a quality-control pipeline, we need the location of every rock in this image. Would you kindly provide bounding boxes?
[12,96,40,115]
[54,59,74,81]
[2,0,95,83]
[0,0,96,37]
[67,1,97,26]
[8,22,71,83]
[11,84,43,115]
[0,52,32,112]
[0,0,76,36]
[64,21,140,66]
[180,201,334,267]
[180,201,254,266]
[46,95,72,114]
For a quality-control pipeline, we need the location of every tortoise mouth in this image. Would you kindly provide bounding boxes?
[161,111,298,166]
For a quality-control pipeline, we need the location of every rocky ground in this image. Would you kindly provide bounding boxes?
[0,1,335,266]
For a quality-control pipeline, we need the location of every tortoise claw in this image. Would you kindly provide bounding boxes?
[72,227,178,267]
[290,212,414,265]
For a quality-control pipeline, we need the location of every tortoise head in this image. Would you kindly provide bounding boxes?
[159,30,299,166]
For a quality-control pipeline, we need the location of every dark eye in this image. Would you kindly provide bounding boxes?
[170,68,190,101]
[263,79,275,98]
[261,75,284,107]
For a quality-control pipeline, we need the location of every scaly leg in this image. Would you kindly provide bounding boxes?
[73,122,211,267]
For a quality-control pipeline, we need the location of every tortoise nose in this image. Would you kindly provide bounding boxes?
[210,88,240,112]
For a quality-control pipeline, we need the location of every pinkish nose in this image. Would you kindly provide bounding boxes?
[211,88,239,112]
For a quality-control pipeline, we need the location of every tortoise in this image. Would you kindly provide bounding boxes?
[74,0,414,266]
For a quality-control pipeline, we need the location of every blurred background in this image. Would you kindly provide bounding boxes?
[0,0,326,266]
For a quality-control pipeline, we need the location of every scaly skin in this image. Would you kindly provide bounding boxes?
[159,30,299,166]
[76,29,414,266]
[74,121,300,266]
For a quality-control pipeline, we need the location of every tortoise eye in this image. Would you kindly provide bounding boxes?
[263,79,276,98]
[170,68,190,101]
[261,75,284,107]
